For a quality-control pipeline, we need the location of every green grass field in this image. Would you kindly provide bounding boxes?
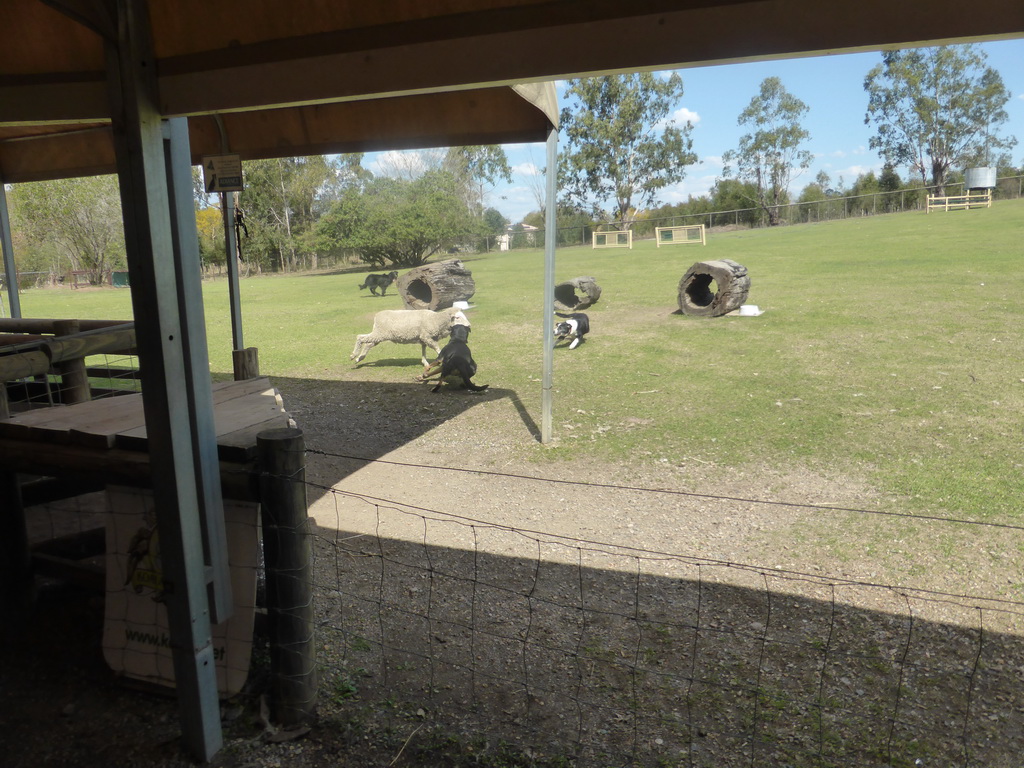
[17,199,1024,522]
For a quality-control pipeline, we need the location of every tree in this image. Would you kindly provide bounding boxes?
[558,73,697,228]
[722,77,812,226]
[239,156,342,273]
[442,146,513,212]
[8,175,126,284]
[864,45,1016,195]
[314,170,482,268]
[708,178,761,227]
[482,207,508,235]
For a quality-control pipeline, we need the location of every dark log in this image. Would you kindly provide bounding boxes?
[554,276,602,311]
[232,347,260,380]
[678,259,750,317]
[258,427,317,727]
[53,319,91,405]
[396,259,476,310]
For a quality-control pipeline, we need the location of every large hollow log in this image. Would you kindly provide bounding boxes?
[553,276,602,311]
[678,259,750,317]
[396,259,476,310]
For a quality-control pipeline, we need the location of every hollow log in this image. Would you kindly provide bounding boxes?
[554,276,601,311]
[678,259,750,317]
[396,259,476,310]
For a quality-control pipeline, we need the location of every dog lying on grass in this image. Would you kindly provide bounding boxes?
[359,270,399,296]
[416,324,489,393]
[554,311,589,349]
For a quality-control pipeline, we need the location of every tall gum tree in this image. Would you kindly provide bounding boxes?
[864,45,1016,195]
[558,73,697,229]
[722,77,812,226]
[8,175,126,284]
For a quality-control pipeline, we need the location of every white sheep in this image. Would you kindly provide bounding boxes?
[350,307,469,367]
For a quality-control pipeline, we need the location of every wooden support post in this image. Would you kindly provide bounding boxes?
[106,3,227,759]
[53,320,91,404]
[232,347,260,381]
[0,470,32,613]
[0,179,21,320]
[258,427,317,727]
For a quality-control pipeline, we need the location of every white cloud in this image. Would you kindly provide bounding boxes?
[655,107,700,132]
[368,149,437,179]
[661,173,719,202]
[674,107,700,125]
[837,164,878,178]
[700,155,725,169]
[512,162,541,177]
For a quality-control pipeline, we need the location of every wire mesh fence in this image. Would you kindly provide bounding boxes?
[484,175,1024,253]
[302,460,1024,768]
[14,445,1024,766]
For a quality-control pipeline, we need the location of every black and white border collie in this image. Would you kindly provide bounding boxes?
[554,312,589,349]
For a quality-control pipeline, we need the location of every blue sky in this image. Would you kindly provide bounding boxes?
[370,38,1024,225]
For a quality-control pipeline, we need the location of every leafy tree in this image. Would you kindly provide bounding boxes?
[8,175,126,284]
[195,206,226,274]
[708,178,761,227]
[722,77,812,226]
[482,207,509,235]
[864,45,1017,195]
[315,170,481,268]
[239,155,343,273]
[558,73,697,228]
[443,146,513,212]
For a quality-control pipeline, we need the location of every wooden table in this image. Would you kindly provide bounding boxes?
[0,377,292,498]
[0,377,293,600]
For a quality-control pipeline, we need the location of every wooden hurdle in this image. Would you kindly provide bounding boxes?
[926,190,992,213]
[656,224,706,246]
[592,230,633,249]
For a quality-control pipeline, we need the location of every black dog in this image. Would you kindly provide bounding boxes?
[417,324,489,393]
[554,312,590,349]
[359,271,398,296]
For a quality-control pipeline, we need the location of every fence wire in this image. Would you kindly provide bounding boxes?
[301,454,1024,768]
[17,447,1024,767]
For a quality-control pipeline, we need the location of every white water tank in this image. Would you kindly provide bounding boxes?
[964,167,997,190]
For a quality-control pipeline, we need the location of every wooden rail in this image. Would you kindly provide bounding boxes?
[0,320,136,418]
[926,190,992,212]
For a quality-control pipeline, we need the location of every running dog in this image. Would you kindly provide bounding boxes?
[417,324,489,393]
[554,312,590,349]
[359,270,399,296]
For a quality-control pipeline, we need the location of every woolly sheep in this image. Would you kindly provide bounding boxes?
[350,307,469,367]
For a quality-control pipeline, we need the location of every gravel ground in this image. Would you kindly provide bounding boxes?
[4,376,1024,767]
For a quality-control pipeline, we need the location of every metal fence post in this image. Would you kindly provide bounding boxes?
[257,427,317,726]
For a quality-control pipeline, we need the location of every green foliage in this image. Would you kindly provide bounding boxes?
[7,175,126,283]
[558,72,697,227]
[195,206,227,273]
[482,207,509,235]
[723,76,812,226]
[238,155,346,273]
[709,178,762,226]
[314,170,483,268]
[864,45,1017,193]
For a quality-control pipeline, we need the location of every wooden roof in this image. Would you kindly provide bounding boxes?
[1,0,1021,182]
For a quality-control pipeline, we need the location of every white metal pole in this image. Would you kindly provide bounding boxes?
[541,126,557,443]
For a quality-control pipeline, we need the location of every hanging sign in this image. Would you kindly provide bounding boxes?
[202,153,244,193]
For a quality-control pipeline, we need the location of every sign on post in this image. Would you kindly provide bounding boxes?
[202,154,244,193]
